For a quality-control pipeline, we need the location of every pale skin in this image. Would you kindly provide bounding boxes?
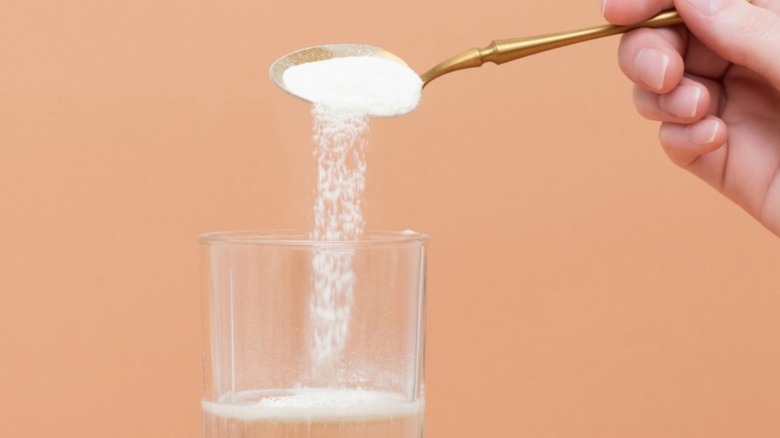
[602,0,780,237]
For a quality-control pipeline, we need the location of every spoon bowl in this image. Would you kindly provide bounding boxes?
[269,44,411,104]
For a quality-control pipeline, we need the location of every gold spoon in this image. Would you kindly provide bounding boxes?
[270,8,682,99]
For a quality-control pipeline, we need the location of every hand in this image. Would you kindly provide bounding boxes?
[603,0,780,237]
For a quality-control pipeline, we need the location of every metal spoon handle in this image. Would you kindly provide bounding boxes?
[420,9,682,86]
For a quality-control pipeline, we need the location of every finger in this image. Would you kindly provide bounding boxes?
[658,116,728,167]
[603,0,675,25]
[618,27,687,93]
[679,33,732,79]
[676,0,780,88]
[634,77,711,122]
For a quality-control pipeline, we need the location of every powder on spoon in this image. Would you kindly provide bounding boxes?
[282,56,422,117]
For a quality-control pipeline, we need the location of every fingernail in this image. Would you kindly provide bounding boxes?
[662,85,702,119]
[601,0,608,15]
[684,0,728,15]
[684,86,702,118]
[689,119,720,144]
[635,48,669,91]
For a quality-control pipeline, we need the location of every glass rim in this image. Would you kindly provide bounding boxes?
[198,229,429,247]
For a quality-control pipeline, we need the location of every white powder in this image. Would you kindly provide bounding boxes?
[203,389,422,420]
[283,55,421,376]
[282,56,422,117]
[310,107,368,242]
[308,105,366,373]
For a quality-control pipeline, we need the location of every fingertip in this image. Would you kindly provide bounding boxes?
[657,79,710,120]
[687,118,725,146]
[634,78,711,122]
[635,48,670,91]
[619,29,686,93]
[659,117,727,166]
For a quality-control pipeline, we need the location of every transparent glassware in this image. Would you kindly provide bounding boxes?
[199,230,428,438]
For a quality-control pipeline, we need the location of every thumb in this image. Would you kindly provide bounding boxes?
[676,0,780,88]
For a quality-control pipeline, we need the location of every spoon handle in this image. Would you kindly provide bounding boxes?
[489,9,681,64]
[421,9,682,86]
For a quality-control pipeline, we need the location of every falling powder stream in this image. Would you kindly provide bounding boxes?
[309,106,368,371]
[282,55,422,375]
[311,106,368,242]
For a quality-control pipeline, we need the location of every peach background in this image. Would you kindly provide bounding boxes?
[2,0,779,437]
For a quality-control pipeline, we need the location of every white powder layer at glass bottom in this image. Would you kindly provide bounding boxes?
[203,389,423,420]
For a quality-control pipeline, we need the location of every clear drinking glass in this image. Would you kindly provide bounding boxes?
[199,230,427,438]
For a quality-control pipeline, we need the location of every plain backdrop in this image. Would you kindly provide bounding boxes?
[2,0,779,437]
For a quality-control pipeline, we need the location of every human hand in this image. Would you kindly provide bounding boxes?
[603,0,780,237]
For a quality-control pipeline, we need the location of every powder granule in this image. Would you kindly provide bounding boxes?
[282,56,422,117]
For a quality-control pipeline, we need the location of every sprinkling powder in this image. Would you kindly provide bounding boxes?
[283,55,422,373]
